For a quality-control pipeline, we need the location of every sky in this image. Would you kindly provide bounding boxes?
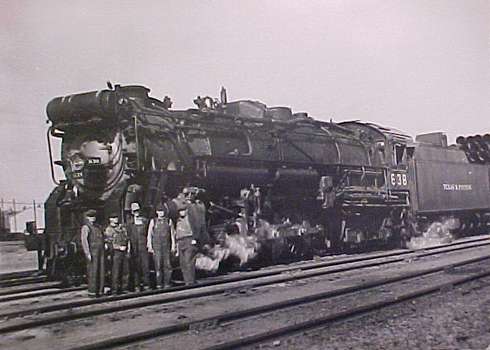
[1,0,489,227]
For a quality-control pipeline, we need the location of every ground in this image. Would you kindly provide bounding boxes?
[254,276,490,350]
[0,240,37,273]
[3,240,490,350]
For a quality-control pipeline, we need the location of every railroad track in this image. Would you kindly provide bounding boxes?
[1,236,487,309]
[67,249,490,350]
[1,234,488,303]
[0,236,488,338]
[0,268,47,288]
[0,269,40,281]
[0,275,48,288]
[204,264,490,350]
[0,284,84,302]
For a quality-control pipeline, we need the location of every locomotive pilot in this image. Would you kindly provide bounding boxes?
[147,203,175,289]
[127,203,150,291]
[105,213,129,294]
[81,209,105,298]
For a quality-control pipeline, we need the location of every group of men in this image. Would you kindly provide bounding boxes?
[80,188,207,297]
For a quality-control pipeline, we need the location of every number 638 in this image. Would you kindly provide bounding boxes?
[390,173,407,186]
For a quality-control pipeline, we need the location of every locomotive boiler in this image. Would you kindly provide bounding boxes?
[40,84,415,279]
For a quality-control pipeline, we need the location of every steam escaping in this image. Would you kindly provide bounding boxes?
[407,218,456,249]
[195,234,260,273]
[195,247,229,273]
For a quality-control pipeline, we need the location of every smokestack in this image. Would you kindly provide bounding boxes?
[220,86,228,105]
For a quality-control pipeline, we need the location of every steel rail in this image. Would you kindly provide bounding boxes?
[205,269,490,350]
[0,282,65,298]
[0,269,40,281]
[69,254,490,350]
[0,286,85,303]
[0,275,47,288]
[0,239,488,335]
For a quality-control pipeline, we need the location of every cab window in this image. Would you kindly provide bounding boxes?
[210,132,251,156]
[394,144,406,165]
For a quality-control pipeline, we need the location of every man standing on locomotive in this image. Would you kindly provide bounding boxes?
[105,213,130,294]
[127,203,150,291]
[147,203,174,289]
[81,209,105,298]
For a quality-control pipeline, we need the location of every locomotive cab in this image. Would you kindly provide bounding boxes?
[326,121,412,247]
[339,121,411,198]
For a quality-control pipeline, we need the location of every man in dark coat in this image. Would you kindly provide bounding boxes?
[104,213,129,294]
[81,209,105,297]
[171,187,209,285]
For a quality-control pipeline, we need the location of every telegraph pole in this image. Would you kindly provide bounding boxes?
[33,199,37,229]
[12,198,17,232]
[0,198,3,233]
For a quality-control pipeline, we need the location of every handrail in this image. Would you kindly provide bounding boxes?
[46,126,61,185]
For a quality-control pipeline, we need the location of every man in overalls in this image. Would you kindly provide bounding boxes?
[147,203,174,289]
[104,213,129,294]
[127,203,150,291]
[81,209,105,297]
[103,215,114,290]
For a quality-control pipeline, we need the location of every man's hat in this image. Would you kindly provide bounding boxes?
[85,209,97,217]
[108,212,119,218]
[156,203,169,215]
[183,187,199,195]
[130,203,140,211]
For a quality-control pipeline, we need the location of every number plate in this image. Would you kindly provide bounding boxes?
[390,171,408,188]
[87,158,101,165]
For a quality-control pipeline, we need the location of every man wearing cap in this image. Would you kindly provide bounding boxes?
[174,206,197,285]
[127,202,150,291]
[168,188,209,285]
[184,187,210,245]
[81,209,105,297]
[104,213,129,294]
[103,215,114,291]
[147,203,174,289]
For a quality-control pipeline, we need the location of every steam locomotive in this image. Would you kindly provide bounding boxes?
[35,84,490,279]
